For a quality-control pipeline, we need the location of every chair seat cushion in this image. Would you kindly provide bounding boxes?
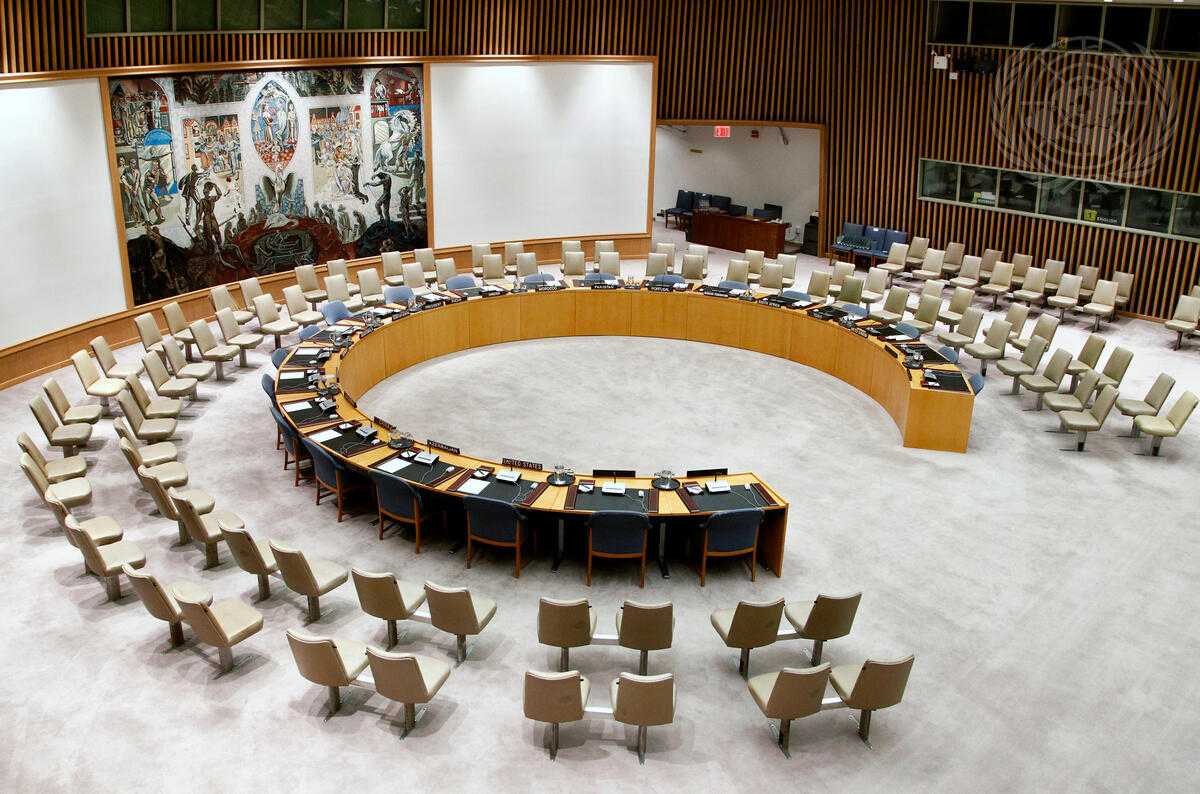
[209,598,264,645]
[964,343,1002,360]
[979,284,1007,295]
[936,331,972,348]
[1059,410,1101,432]
[171,580,213,607]
[47,477,91,507]
[176,487,214,515]
[870,310,903,324]
[908,320,934,334]
[156,377,197,398]
[877,262,904,275]
[1010,337,1036,352]
[1017,373,1057,393]
[261,319,300,335]
[783,601,814,633]
[1081,303,1113,316]
[202,344,240,361]
[748,671,781,717]
[310,558,349,594]
[384,275,406,287]
[106,362,143,379]
[1164,319,1198,333]
[1046,297,1076,309]
[145,398,182,419]
[232,309,255,325]
[1115,398,1155,418]
[208,508,244,531]
[829,663,863,705]
[79,515,122,545]
[291,310,323,325]
[335,637,370,680]
[138,441,178,467]
[147,461,188,487]
[45,455,87,482]
[1012,290,1042,303]
[96,540,146,576]
[948,277,978,289]
[938,310,963,324]
[472,595,498,631]
[302,290,328,302]
[709,608,735,644]
[88,377,126,397]
[63,404,103,424]
[228,333,264,348]
[137,418,176,440]
[178,361,216,380]
[1064,360,1091,377]
[1134,414,1178,437]
[1097,375,1120,390]
[397,579,426,615]
[414,654,453,700]
[1043,393,1083,413]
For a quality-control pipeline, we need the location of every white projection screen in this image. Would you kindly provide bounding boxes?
[429,61,654,249]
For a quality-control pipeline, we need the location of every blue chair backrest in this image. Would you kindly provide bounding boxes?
[651,274,685,285]
[938,345,959,363]
[675,190,695,210]
[370,469,419,519]
[842,222,865,238]
[866,226,887,251]
[727,204,747,217]
[270,348,290,368]
[780,290,812,302]
[384,285,414,305]
[270,406,298,454]
[752,208,774,220]
[718,280,749,291]
[523,272,554,284]
[842,305,870,318]
[299,325,323,341]
[705,508,764,552]
[710,195,732,212]
[302,439,340,486]
[583,272,614,283]
[260,373,275,398]
[885,229,908,247]
[464,496,523,543]
[895,322,921,339]
[969,372,985,393]
[588,511,649,554]
[322,301,351,324]
[446,274,477,290]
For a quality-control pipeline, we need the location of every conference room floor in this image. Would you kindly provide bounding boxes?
[3,223,1197,791]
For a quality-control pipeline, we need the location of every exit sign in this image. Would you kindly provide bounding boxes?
[713,125,731,138]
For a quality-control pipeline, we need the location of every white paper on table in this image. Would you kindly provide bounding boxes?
[296,347,321,355]
[457,479,489,495]
[282,401,312,413]
[279,372,305,380]
[376,458,406,474]
[309,429,341,443]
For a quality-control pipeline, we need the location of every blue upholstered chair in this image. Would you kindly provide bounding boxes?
[446,274,477,291]
[383,285,414,305]
[583,272,615,284]
[968,372,985,394]
[780,290,812,302]
[586,511,650,588]
[727,204,747,217]
[699,508,764,586]
[321,301,351,325]
[831,222,866,258]
[523,272,555,285]
[299,324,323,341]
[842,304,870,318]
[369,469,441,552]
[464,495,530,578]
[270,348,291,368]
[937,344,960,364]
[878,229,908,262]
[895,321,922,339]
[260,372,275,398]
[718,279,749,291]
[271,405,309,482]
[651,274,685,285]
[665,189,695,228]
[301,438,361,523]
[709,194,732,213]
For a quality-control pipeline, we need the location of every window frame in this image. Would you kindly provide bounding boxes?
[85,0,429,35]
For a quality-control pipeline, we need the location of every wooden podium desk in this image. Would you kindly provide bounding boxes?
[688,211,790,258]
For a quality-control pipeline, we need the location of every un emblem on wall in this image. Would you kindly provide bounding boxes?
[989,38,1177,182]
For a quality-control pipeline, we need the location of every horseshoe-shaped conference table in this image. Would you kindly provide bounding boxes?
[273,284,976,579]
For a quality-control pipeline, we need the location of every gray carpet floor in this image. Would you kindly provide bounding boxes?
[3,223,1198,791]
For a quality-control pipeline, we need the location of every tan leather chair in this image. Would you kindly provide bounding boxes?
[936,306,984,353]
[759,262,784,294]
[943,241,965,274]
[210,284,253,325]
[523,670,589,759]
[538,597,595,671]
[612,672,676,764]
[1047,273,1082,320]
[18,432,85,483]
[806,270,831,302]
[937,287,975,328]
[827,261,854,297]
[351,568,427,648]
[118,436,186,497]
[295,264,328,305]
[142,351,198,401]
[617,600,673,675]
[222,524,279,601]
[906,293,941,335]
[979,248,1001,280]
[681,253,705,283]
[1065,333,1105,386]
[46,497,120,555]
[596,239,618,261]
[1081,279,1118,330]
[948,255,980,289]
[996,335,1049,394]
[325,273,364,311]
[29,396,91,457]
[870,286,909,324]
[562,239,584,266]
[562,250,587,278]
[1010,252,1032,287]
[117,388,176,442]
[415,247,437,281]
[90,335,142,380]
[326,259,360,295]
[114,416,177,467]
[1011,313,1059,353]
[1044,368,1100,415]
[1058,385,1118,451]
[134,312,167,358]
[745,249,765,280]
[653,241,676,273]
[71,350,125,411]
[830,655,914,744]
[162,301,196,359]
[125,373,181,419]
[725,258,750,284]
[253,294,299,349]
[20,452,90,508]
[861,267,888,308]
[398,261,425,292]
[368,648,452,737]
[423,581,496,662]
[42,376,101,426]
[1003,303,1030,345]
[286,630,369,715]
[598,251,622,278]
[912,249,945,282]
[215,308,263,367]
[283,285,324,327]
[878,243,908,286]
[170,487,242,568]
[270,541,348,621]
[644,252,668,278]
[835,275,864,308]
[503,241,525,270]
[1097,346,1134,391]
[515,251,539,281]
[1017,348,1072,410]
[963,319,1011,376]
[381,250,405,286]
[903,236,928,268]
[176,587,264,672]
[776,252,798,288]
[189,320,239,379]
[906,278,946,313]
[747,664,831,756]
[1165,295,1200,350]
[784,592,861,665]
[1077,264,1100,301]
[1117,373,1175,437]
[163,336,215,381]
[710,598,784,679]
[979,261,1014,308]
[470,243,493,275]
[62,518,145,601]
[435,257,457,287]
[1135,391,1198,456]
[480,254,507,286]
[125,565,211,647]
[1011,266,1046,308]
[239,276,280,314]
[1044,258,1066,291]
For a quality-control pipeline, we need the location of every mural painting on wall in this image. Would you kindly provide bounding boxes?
[108,66,427,305]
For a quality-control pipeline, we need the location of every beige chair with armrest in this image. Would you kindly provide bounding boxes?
[1011,267,1046,308]
[979,261,1014,309]
[943,242,965,275]
[71,350,125,411]
[906,278,945,312]
[524,670,590,760]
[562,250,587,278]
[117,389,175,443]
[368,647,452,738]
[423,581,496,663]
[142,351,197,402]
[806,270,831,303]
[125,373,180,420]
[1080,279,1118,331]
[653,242,676,272]
[513,252,538,281]
[830,655,914,745]
[222,524,279,601]
[283,285,323,328]
[435,258,457,288]
[903,236,928,268]
[1165,295,1200,350]
[963,319,1012,376]
[870,286,909,324]
[612,672,676,764]
[1044,368,1100,415]
[997,335,1049,394]
[777,253,798,288]
[1047,273,1081,320]
[598,251,622,278]
[784,592,862,665]
[325,274,364,312]
[164,336,215,383]
[681,253,706,284]
[19,453,90,511]
[357,268,386,306]
[169,487,242,568]
[1017,348,1072,410]
[710,598,784,679]
[295,264,328,306]
[29,395,91,457]
[270,541,348,622]
[1012,313,1059,353]
[480,254,508,287]
[415,247,437,282]
[239,276,281,314]
[1058,385,1118,451]
[382,251,405,286]
[42,376,101,426]
[538,597,595,672]
[911,249,945,282]
[1002,303,1030,344]
[402,261,430,293]
[326,259,359,295]
[748,664,831,757]
[834,275,864,309]
[351,568,427,649]
[1096,346,1134,391]
[617,600,674,675]
[936,306,984,353]
[861,267,888,308]
[1117,373,1175,437]
[827,261,854,297]
[286,630,369,715]
[725,258,750,285]
[216,308,263,368]
[878,243,908,287]
[745,249,765,282]
[252,294,299,349]
[134,312,167,359]
[176,587,263,672]
[210,284,254,326]
[90,336,142,380]
[906,293,941,335]
[644,252,668,278]
[759,263,784,295]
[979,248,1001,280]
[17,432,86,483]
[949,255,980,289]
[937,287,975,329]
[1044,258,1065,292]
[125,565,210,647]
[1065,333,1105,388]
[118,438,187,508]
[1134,391,1198,456]
[162,302,196,360]
[1113,270,1134,310]
[191,320,240,381]
[470,243,492,276]
[1077,265,1100,301]
[1010,253,1032,287]
[114,416,176,467]
[62,519,144,601]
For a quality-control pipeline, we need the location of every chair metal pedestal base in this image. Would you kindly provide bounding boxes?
[218,645,234,673]
[169,620,185,647]
[559,647,570,672]
[810,639,824,666]
[104,574,122,601]
[257,574,271,601]
[307,595,321,622]
[637,725,648,764]
[738,648,751,679]
[327,685,341,715]
[204,543,219,569]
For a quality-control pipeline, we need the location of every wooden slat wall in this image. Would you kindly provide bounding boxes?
[1,0,1197,319]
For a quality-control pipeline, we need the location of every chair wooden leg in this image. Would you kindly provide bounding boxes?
[466,535,473,568]
[514,541,521,579]
[378,509,385,540]
[699,551,707,587]
[414,517,422,554]
[639,551,645,588]
[586,550,592,586]
[750,548,757,582]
